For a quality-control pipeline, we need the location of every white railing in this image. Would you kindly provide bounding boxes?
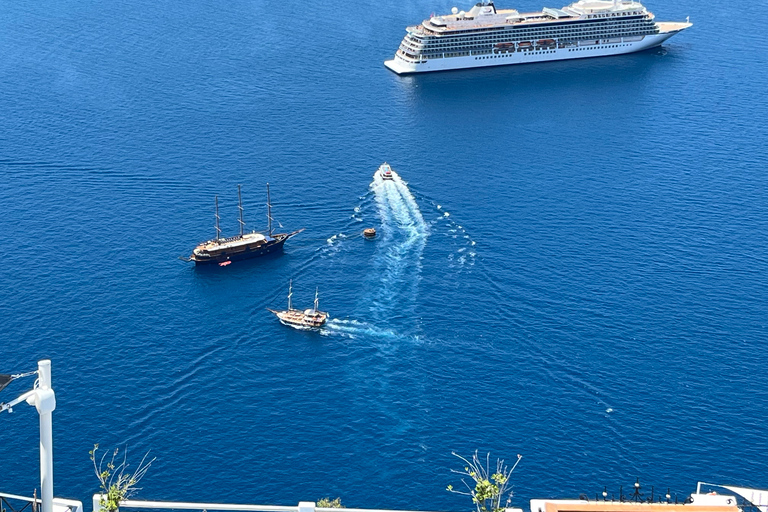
[92,497,461,512]
[0,492,83,512]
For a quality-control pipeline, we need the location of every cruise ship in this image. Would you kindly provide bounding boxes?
[385,0,691,74]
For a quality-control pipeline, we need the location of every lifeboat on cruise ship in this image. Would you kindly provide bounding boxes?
[494,42,514,51]
[517,41,532,51]
[536,39,557,48]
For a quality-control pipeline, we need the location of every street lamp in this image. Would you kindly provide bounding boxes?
[0,360,57,512]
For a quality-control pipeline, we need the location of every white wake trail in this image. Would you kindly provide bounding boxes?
[366,166,428,324]
[321,318,399,339]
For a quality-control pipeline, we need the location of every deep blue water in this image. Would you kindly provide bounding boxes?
[1,0,767,509]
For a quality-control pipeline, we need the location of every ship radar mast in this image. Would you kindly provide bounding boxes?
[215,195,221,240]
[237,184,245,236]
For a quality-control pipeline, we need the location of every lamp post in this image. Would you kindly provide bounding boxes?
[0,360,56,512]
[37,360,56,512]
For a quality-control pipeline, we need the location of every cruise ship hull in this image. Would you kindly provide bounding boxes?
[385,28,686,74]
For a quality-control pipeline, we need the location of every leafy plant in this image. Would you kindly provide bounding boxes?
[90,444,155,512]
[316,498,344,508]
[447,451,522,512]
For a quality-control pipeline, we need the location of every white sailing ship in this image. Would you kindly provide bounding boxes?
[268,281,329,329]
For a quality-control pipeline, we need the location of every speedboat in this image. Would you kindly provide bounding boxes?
[379,162,394,180]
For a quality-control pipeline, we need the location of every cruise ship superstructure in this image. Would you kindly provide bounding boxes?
[385,0,691,74]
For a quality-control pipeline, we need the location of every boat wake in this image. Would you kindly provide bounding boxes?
[365,165,428,324]
[321,318,400,339]
[317,192,374,259]
[430,202,477,269]
[306,164,474,340]
[320,170,475,269]
[323,232,351,256]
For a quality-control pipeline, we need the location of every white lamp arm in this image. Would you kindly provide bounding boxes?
[0,389,36,413]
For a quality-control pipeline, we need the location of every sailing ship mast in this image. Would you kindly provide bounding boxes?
[288,279,293,311]
[267,183,273,237]
[313,288,319,313]
[237,184,245,236]
[215,195,221,240]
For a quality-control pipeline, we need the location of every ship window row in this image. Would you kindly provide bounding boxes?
[412,34,650,54]
[568,43,631,50]
[424,19,652,38]
[422,23,654,38]
[411,29,655,50]
[410,22,654,37]
[416,21,654,42]
[423,14,649,35]
[586,11,643,18]
[411,31,655,48]
[416,28,654,46]
[405,41,637,61]
[416,34,645,53]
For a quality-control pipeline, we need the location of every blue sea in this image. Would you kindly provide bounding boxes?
[1,0,767,508]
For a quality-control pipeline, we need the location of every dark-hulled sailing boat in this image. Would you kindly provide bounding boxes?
[186,184,302,265]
